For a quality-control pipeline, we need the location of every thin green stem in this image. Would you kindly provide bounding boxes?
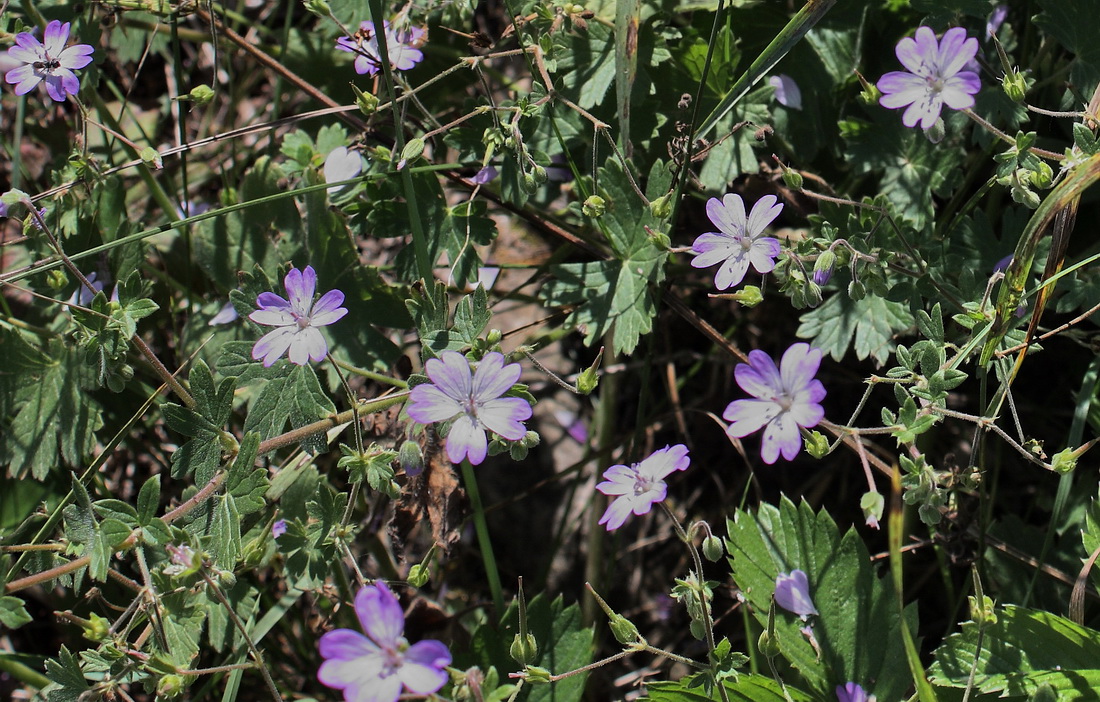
[460,459,506,618]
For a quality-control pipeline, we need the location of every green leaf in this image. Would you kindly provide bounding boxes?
[797,294,914,364]
[0,596,32,629]
[244,364,335,455]
[93,500,139,525]
[228,433,268,517]
[212,495,242,569]
[0,345,102,479]
[137,474,161,525]
[99,518,133,550]
[44,646,91,702]
[0,327,52,417]
[930,605,1100,698]
[725,497,916,700]
[643,675,813,701]
[170,436,221,483]
[1035,0,1100,90]
[542,159,671,354]
[469,595,593,702]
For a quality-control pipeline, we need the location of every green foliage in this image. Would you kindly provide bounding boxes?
[643,675,813,701]
[542,158,671,354]
[470,594,593,702]
[725,497,916,700]
[930,605,1100,698]
[797,293,913,364]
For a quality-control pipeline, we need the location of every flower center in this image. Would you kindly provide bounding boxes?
[462,393,479,418]
[773,392,794,413]
[738,235,752,251]
[294,312,311,329]
[33,57,61,74]
[632,467,655,496]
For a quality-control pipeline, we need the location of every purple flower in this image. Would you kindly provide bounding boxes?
[271,520,287,539]
[724,343,826,464]
[595,444,690,531]
[4,20,94,103]
[406,351,532,465]
[768,74,802,110]
[877,26,981,130]
[836,682,871,702]
[986,5,1008,39]
[208,301,239,326]
[774,569,818,620]
[690,193,783,290]
[249,266,348,366]
[319,582,451,702]
[336,21,425,76]
[0,200,7,218]
[472,165,499,185]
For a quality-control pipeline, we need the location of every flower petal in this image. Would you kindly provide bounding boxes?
[471,351,521,402]
[43,21,70,56]
[407,385,463,424]
[745,195,783,237]
[424,351,473,402]
[596,465,636,495]
[399,640,451,693]
[319,629,377,661]
[937,27,978,77]
[637,444,690,481]
[477,397,532,441]
[713,250,751,290]
[249,308,296,326]
[690,232,736,268]
[748,237,780,274]
[774,570,818,618]
[779,343,821,394]
[707,193,747,237]
[355,583,404,646]
[446,414,487,464]
[724,398,779,438]
[599,495,636,530]
[762,410,802,463]
[252,326,296,366]
[58,44,94,70]
[735,349,783,399]
[310,289,348,325]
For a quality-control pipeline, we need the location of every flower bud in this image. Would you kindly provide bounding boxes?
[1001,69,1028,103]
[804,430,830,459]
[139,146,163,169]
[510,633,539,665]
[582,195,606,218]
[649,193,673,219]
[157,674,187,699]
[702,535,724,562]
[47,269,68,290]
[407,562,430,588]
[1029,161,1053,189]
[1051,447,1077,474]
[522,430,541,448]
[304,0,332,17]
[522,173,538,193]
[188,84,215,106]
[848,279,866,301]
[781,167,804,190]
[757,628,781,658]
[647,228,671,250]
[860,490,884,530]
[576,347,603,394]
[398,440,424,477]
[351,84,379,115]
[730,285,763,307]
[532,165,548,184]
[923,117,946,145]
[82,612,111,642]
[522,665,552,684]
[401,138,426,163]
[812,251,836,286]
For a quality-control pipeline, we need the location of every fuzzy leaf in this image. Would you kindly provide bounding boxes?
[797,294,914,365]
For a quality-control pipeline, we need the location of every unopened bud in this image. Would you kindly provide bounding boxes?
[812,251,836,286]
[401,138,425,163]
[1051,447,1077,474]
[582,195,606,218]
[398,440,424,477]
[781,167,804,190]
[848,279,866,301]
[757,629,781,658]
[804,430,829,459]
[576,347,603,394]
[731,285,763,307]
[522,173,538,193]
[1002,69,1028,104]
[47,269,68,290]
[702,535,724,562]
[139,146,163,169]
[351,84,379,115]
[860,490,884,530]
[510,633,539,665]
[532,165,548,184]
[486,328,503,344]
[649,193,673,219]
[407,562,430,588]
[1029,161,1053,189]
[187,84,215,106]
[157,674,187,698]
[522,665,552,684]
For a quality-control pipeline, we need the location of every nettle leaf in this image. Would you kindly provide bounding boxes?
[542,158,671,354]
[188,359,236,427]
[0,596,32,629]
[725,497,916,701]
[170,437,221,483]
[797,294,914,365]
[929,605,1100,697]
[643,675,813,701]
[244,364,335,455]
[0,344,102,479]
[227,433,268,517]
[468,594,593,702]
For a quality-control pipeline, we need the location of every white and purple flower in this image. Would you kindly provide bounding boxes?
[596,444,690,531]
[877,26,981,130]
[724,343,826,464]
[769,74,802,110]
[690,193,783,290]
[4,20,94,103]
[324,146,364,195]
[336,21,425,77]
[249,266,347,366]
[318,582,451,702]
[774,569,818,621]
[406,351,532,465]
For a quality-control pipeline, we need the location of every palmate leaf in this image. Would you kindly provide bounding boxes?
[1035,0,1100,90]
[542,158,671,355]
[929,605,1100,698]
[796,293,913,364]
[244,363,336,455]
[725,497,915,701]
[0,343,102,480]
